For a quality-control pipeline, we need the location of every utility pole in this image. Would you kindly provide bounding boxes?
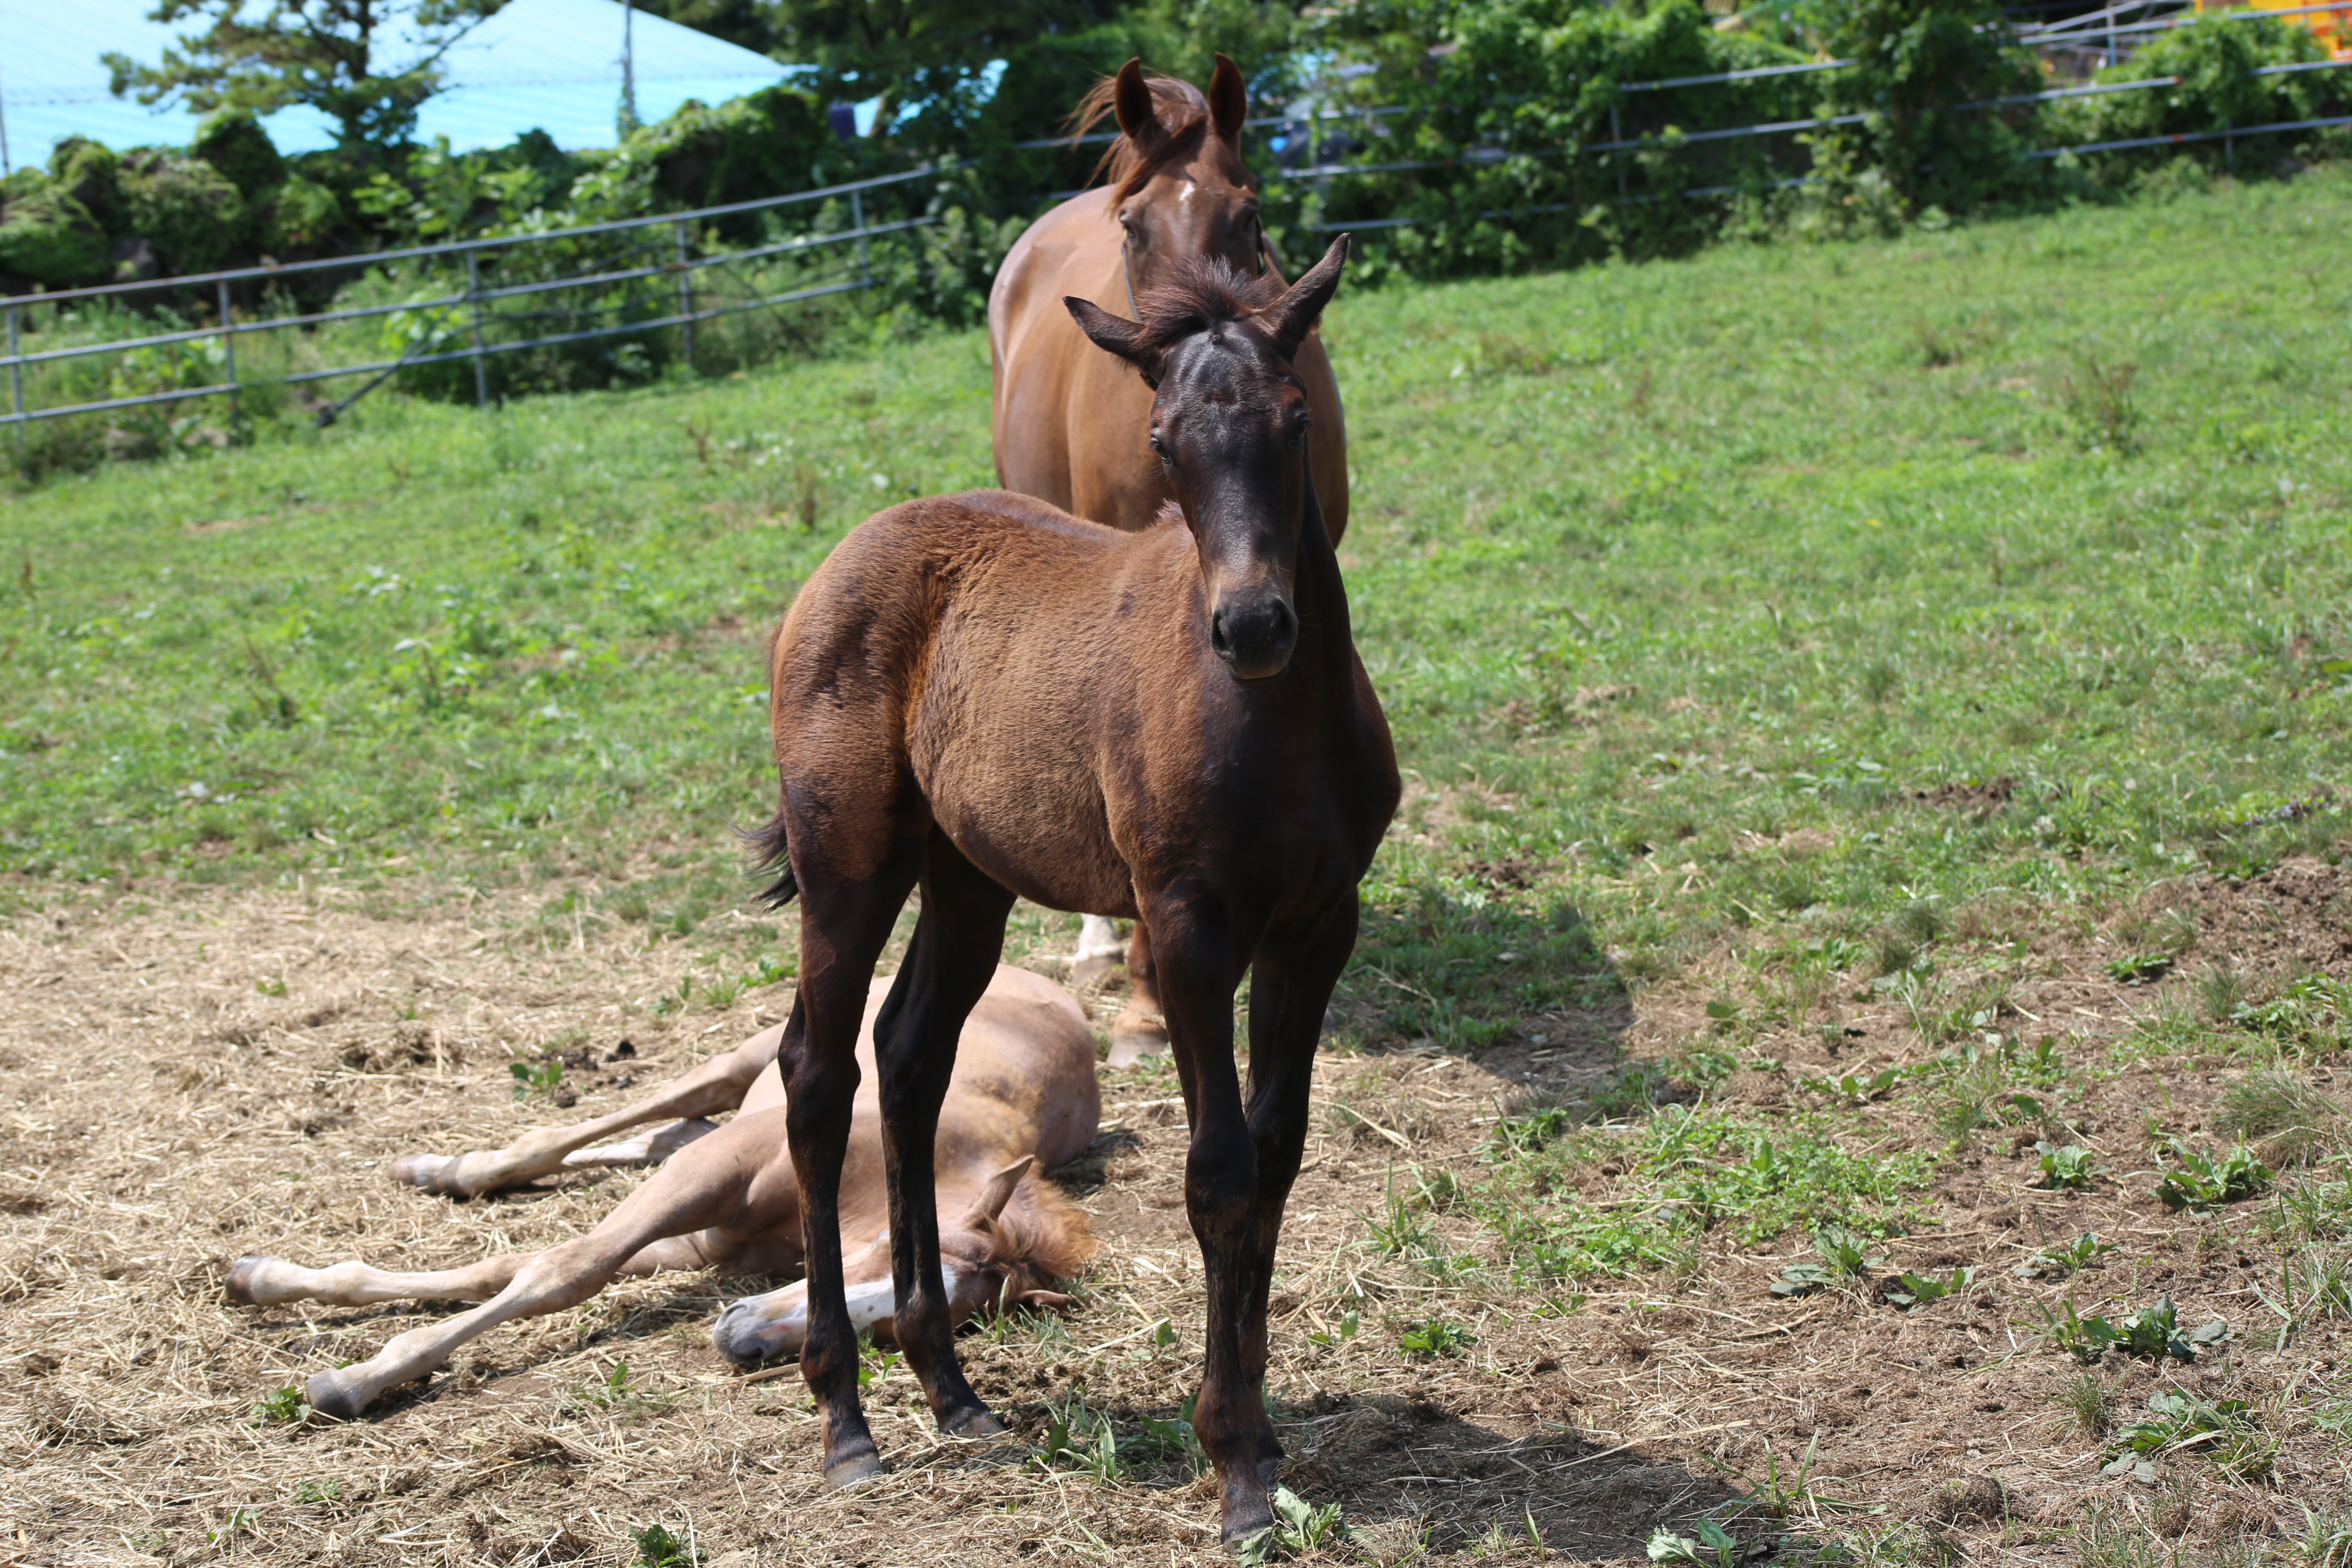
[0,61,13,177]
[618,0,639,140]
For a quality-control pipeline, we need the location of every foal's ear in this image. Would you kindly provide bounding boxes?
[1065,296,1165,387]
[1208,52,1248,143]
[1113,58,1156,141]
[1262,234,1350,361]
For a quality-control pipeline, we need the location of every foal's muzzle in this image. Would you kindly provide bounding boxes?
[1211,594,1298,682]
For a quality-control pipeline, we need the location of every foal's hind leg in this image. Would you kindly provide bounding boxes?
[1107,917,1172,1065]
[870,831,1016,1437]
[390,1027,780,1197]
[779,846,922,1489]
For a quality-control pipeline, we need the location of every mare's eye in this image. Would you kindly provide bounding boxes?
[1149,434,1169,460]
[1287,419,1308,450]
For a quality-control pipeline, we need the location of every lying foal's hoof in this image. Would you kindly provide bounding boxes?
[1107,1005,1170,1066]
[223,1255,271,1307]
[388,1152,463,1195]
[305,1368,368,1421]
[822,1443,887,1490]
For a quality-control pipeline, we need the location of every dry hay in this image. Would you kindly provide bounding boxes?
[2,870,2350,1566]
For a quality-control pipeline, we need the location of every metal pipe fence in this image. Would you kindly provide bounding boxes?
[6,0,2350,441]
[2,165,948,432]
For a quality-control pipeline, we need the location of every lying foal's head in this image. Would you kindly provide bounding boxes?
[1065,235,1350,681]
[708,1158,1091,1365]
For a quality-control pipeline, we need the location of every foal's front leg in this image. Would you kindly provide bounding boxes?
[871,834,1016,1436]
[1149,906,1276,1543]
[781,858,917,1489]
[1234,899,1361,1483]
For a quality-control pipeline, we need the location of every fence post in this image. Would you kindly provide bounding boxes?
[850,188,871,286]
[217,279,238,429]
[675,219,695,369]
[1610,98,1628,197]
[466,251,488,410]
[6,303,21,455]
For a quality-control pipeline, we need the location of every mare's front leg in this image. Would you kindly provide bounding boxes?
[1108,915,1172,1065]
[871,832,1017,1436]
[1234,895,1361,1485]
[782,851,920,1489]
[1149,902,1275,1543]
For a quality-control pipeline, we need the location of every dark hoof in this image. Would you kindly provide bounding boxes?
[823,1444,886,1490]
[940,1404,1007,1439]
[223,1256,270,1307]
[1220,1495,1277,1548]
[305,1369,365,1420]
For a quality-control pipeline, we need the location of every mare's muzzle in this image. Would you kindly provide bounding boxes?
[1210,593,1298,682]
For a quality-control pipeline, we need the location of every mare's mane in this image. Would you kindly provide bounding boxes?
[1068,72,1232,206]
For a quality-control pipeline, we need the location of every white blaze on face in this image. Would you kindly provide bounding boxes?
[1179,180,1196,206]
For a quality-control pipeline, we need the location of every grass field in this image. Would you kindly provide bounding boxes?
[2,165,2350,1566]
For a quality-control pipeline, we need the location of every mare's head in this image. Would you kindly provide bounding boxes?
[708,1158,1091,1365]
[1064,236,1350,682]
[1074,56,1265,296]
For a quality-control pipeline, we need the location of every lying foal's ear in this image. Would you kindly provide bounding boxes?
[1207,52,1248,144]
[1262,233,1350,361]
[958,1154,1036,1229]
[1065,296,1164,387]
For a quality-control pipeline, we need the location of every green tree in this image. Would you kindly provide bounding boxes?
[105,0,510,160]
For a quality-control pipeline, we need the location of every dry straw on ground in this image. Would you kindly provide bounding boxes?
[2,865,2349,1565]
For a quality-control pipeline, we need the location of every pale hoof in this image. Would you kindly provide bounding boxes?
[823,1445,886,1489]
[305,1368,367,1421]
[388,1152,463,1195]
[223,1255,271,1307]
[1107,1007,1169,1067]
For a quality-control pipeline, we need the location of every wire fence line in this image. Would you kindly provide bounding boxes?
[7,3,2351,440]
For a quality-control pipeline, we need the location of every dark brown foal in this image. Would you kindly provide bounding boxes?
[748,236,1396,1543]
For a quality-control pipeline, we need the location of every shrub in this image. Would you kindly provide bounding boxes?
[0,183,109,285]
[118,150,246,275]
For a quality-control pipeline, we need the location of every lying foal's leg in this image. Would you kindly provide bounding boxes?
[869,833,1016,1437]
[390,1026,781,1197]
[257,1109,793,1417]
[1071,914,1127,986]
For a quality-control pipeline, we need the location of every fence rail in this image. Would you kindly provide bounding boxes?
[8,0,2351,439]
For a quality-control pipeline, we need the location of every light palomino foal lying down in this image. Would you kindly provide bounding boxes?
[226,965,1098,1418]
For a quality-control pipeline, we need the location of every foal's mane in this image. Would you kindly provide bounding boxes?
[1127,256,1285,356]
[1068,71,1227,206]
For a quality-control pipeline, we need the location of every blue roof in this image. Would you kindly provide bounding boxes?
[0,0,792,172]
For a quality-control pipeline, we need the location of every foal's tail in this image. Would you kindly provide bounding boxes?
[735,810,800,910]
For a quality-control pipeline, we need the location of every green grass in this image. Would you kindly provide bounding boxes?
[2,168,2349,994]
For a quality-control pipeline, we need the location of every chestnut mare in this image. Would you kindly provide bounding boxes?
[751,237,1396,1543]
[989,56,1352,1061]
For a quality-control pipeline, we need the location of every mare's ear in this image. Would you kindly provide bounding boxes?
[1065,296,1165,387]
[1262,233,1349,361]
[1208,52,1248,143]
[958,1154,1036,1229]
[1113,58,1156,141]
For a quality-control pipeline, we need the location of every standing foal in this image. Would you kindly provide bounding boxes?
[750,236,1396,1543]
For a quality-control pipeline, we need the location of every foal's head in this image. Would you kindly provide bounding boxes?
[1064,236,1350,682]
[1072,56,1265,295]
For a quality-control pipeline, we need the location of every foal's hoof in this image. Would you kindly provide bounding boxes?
[1107,1007,1169,1066]
[1219,1493,1278,1550]
[939,1404,1007,1439]
[305,1369,367,1421]
[822,1444,886,1490]
[389,1153,461,1195]
[223,1256,271,1307]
